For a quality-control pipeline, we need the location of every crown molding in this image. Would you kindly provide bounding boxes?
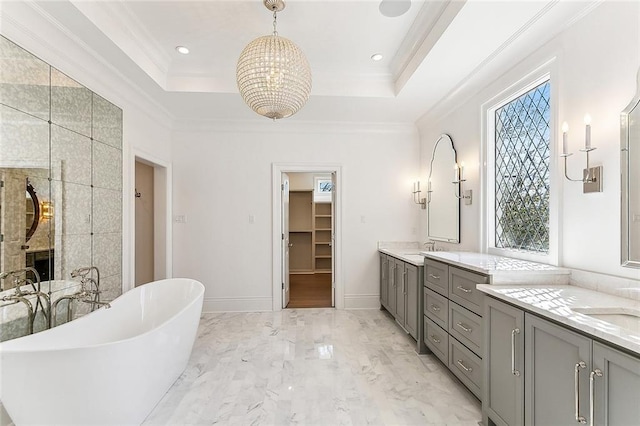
[0,0,174,128]
[69,0,171,89]
[416,0,604,127]
[391,0,466,95]
[171,117,418,136]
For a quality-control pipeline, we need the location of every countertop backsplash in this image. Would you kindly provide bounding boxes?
[569,268,640,302]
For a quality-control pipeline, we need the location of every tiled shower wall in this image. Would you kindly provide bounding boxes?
[0,34,122,313]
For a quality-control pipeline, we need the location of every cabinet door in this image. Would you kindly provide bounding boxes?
[592,341,640,425]
[525,314,592,426]
[394,259,406,322]
[379,254,388,309]
[387,257,397,317]
[404,263,419,339]
[483,297,524,426]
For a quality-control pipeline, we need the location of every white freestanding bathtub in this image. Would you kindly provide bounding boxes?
[0,278,204,425]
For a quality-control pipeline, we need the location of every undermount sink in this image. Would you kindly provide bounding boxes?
[572,307,640,333]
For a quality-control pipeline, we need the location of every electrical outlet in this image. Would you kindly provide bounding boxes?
[174,215,186,223]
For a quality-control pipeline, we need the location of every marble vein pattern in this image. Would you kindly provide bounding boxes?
[144,309,481,425]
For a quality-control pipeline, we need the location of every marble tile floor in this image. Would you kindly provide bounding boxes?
[144,309,481,426]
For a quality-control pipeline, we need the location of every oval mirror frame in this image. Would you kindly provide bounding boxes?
[621,68,640,268]
[25,181,40,243]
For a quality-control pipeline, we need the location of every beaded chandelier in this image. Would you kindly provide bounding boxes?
[236,0,312,120]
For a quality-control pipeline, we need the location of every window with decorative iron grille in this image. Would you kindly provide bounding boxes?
[494,80,551,253]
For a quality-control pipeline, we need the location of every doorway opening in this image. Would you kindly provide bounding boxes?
[134,160,154,286]
[272,164,342,311]
[285,172,334,308]
[129,153,171,292]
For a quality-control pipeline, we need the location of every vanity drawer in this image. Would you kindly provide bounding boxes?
[449,267,488,316]
[449,337,483,399]
[424,316,448,365]
[425,259,449,297]
[424,286,448,330]
[448,302,482,356]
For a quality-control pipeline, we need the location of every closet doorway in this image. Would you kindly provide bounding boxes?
[129,153,171,292]
[134,161,154,286]
[283,172,335,309]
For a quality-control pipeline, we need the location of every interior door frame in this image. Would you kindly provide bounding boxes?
[281,173,290,308]
[126,149,172,292]
[271,163,343,311]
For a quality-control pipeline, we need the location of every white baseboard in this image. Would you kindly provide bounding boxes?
[343,294,380,309]
[202,295,381,312]
[202,297,272,313]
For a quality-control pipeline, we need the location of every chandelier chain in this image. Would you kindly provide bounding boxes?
[273,11,278,36]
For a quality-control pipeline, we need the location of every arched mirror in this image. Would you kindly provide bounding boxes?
[25,180,40,243]
[427,134,460,243]
[621,68,640,268]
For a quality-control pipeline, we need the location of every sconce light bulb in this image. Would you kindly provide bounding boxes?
[584,114,592,125]
[562,122,569,132]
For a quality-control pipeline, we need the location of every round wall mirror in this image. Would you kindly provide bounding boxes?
[25,181,40,243]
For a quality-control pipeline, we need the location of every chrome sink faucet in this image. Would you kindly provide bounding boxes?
[423,241,437,251]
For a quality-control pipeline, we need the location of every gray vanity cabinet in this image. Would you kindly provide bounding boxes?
[404,263,419,338]
[525,313,592,426]
[380,254,397,317]
[483,296,640,426]
[392,257,406,323]
[379,254,389,309]
[483,297,524,426]
[379,254,422,342]
[592,341,640,424]
[424,258,487,400]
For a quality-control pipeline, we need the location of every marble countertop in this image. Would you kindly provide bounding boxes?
[477,284,640,355]
[378,248,426,267]
[422,251,570,285]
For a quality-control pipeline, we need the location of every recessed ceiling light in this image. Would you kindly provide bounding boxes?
[175,46,190,55]
[379,0,411,18]
[371,53,383,61]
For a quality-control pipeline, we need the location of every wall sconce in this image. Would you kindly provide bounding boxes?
[40,201,53,220]
[412,181,426,209]
[560,114,603,193]
[453,162,472,205]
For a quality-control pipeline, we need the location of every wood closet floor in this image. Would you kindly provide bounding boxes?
[287,273,332,308]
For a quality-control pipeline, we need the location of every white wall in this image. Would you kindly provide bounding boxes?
[417,1,640,282]
[0,2,174,287]
[171,122,420,311]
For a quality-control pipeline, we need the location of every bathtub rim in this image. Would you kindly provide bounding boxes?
[0,278,204,353]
